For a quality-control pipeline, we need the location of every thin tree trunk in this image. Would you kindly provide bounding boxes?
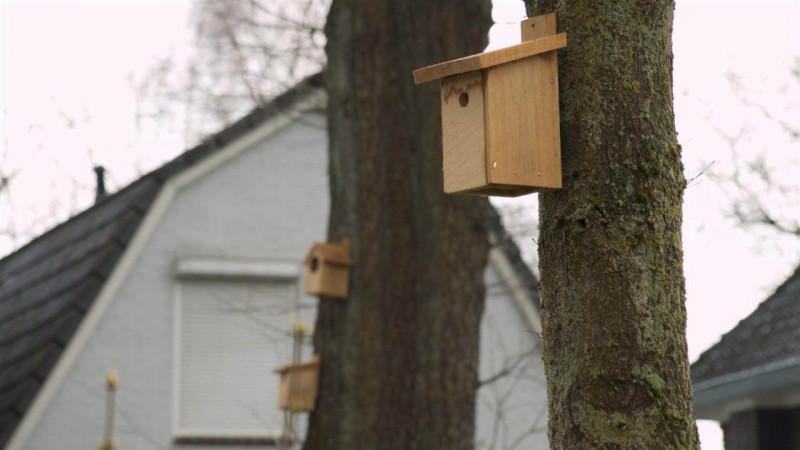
[303,2,492,449]
[522,1,700,448]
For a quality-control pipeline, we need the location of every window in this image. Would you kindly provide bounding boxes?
[174,272,313,441]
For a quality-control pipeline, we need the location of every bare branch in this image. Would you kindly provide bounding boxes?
[479,350,536,387]
[685,161,715,189]
[704,65,800,238]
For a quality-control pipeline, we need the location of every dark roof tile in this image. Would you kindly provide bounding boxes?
[0,413,20,446]
[0,379,39,415]
[0,344,60,393]
[0,277,102,347]
[692,264,800,384]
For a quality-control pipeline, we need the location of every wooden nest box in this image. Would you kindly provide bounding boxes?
[303,241,352,298]
[413,13,567,197]
[274,355,320,412]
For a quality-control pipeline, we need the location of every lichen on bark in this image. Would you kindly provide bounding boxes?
[523,1,700,448]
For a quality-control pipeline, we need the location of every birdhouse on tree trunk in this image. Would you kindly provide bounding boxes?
[303,241,352,298]
[274,355,320,412]
[413,13,567,197]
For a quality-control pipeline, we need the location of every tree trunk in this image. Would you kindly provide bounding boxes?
[522,1,700,448]
[303,2,492,449]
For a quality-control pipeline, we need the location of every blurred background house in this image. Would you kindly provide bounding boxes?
[0,76,548,450]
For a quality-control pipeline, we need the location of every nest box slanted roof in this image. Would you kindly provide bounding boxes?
[273,354,321,375]
[413,32,567,84]
[303,242,352,267]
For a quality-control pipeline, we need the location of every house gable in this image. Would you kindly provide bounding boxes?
[2,73,546,449]
[0,167,160,445]
[2,74,325,448]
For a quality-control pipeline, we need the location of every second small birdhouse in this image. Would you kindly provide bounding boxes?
[274,355,320,412]
[413,13,567,197]
[303,241,352,298]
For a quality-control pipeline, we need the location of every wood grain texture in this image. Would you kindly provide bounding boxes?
[484,14,561,189]
[521,12,557,41]
[413,33,566,84]
[442,71,487,193]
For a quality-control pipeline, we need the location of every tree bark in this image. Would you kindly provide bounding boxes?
[522,1,700,448]
[303,2,492,449]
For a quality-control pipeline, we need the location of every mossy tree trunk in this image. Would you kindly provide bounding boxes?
[302,1,492,449]
[522,1,700,448]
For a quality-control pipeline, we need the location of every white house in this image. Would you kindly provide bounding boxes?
[0,74,548,449]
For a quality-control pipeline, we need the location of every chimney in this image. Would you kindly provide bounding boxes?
[94,166,107,204]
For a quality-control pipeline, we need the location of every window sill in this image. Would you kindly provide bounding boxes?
[174,433,289,446]
[175,256,299,280]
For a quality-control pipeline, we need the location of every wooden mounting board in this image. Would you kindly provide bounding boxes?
[413,33,566,84]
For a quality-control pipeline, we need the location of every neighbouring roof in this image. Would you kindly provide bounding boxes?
[692,264,800,386]
[0,73,324,446]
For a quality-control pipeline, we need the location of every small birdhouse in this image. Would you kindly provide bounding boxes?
[303,241,352,298]
[413,13,567,197]
[274,355,320,412]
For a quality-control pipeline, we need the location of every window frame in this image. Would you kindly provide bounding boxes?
[171,257,301,442]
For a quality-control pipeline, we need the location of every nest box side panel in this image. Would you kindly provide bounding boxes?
[441,70,487,193]
[484,53,562,189]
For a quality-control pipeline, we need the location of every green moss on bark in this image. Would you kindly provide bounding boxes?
[524,1,699,448]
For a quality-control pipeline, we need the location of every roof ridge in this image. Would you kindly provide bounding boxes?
[692,259,800,383]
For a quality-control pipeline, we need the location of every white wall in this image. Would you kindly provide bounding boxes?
[477,264,548,449]
[17,109,548,449]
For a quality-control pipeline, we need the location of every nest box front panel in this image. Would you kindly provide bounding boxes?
[321,266,349,298]
[441,70,487,193]
[304,265,349,298]
[484,54,561,189]
[276,359,320,411]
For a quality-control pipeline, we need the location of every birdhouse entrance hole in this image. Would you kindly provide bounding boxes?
[303,241,352,299]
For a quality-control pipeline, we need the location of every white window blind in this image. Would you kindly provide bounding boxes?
[177,278,307,436]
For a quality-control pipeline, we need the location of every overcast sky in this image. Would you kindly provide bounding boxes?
[1,1,799,448]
